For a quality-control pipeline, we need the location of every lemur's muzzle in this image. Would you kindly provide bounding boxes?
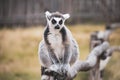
[55,25,60,29]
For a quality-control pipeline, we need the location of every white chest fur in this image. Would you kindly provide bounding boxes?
[48,33,64,59]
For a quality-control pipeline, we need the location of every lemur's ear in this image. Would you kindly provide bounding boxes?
[45,11,51,20]
[63,14,70,20]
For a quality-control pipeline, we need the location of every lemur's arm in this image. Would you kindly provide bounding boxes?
[60,27,71,64]
[47,46,59,64]
[63,44,71,64]
[44,27,59,64]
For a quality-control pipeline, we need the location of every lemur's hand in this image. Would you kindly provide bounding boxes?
[45,64,70,75]
[61,64,70,75]
[45,64,60,73]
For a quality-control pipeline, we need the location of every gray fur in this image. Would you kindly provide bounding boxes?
[38,11,79,80]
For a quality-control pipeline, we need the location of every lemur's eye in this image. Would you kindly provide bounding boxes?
[51,19,56,24]
[59,20,63,25]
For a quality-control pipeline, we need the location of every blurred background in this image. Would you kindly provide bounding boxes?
[0,0,120,80]
[0,0,120,26]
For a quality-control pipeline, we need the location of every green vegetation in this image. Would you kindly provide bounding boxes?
[0,24,120,80]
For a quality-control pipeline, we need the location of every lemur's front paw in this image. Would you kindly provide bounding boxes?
[45,64,60,73]
[61,64,70,75]
[41,75,49,80]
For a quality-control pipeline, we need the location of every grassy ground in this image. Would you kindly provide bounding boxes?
[0,24,120,80]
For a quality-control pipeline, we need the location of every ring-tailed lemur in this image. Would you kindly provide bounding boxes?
[38,11,79,80]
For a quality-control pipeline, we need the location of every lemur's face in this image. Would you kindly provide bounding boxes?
[45,11,70,30]
[50,17,63,29]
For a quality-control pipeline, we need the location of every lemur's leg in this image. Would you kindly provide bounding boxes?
[47,46,60,64]
[39,44,52,67]
[39,44,60,75]
[70,40,79,64]
[39,44,61,74]
[62,45,71,74]
[59,27,71,73]
[59,27,71,64]
[63,44,71,64]
[39,43,59,72]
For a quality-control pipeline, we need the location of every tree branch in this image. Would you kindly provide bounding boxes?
[68,42,109,79]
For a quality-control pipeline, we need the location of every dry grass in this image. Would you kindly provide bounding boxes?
[0,24,120,80]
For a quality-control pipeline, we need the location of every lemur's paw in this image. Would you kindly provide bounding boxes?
[49,64,59,72]
[45,64,60,74]
[41,75,49,80]
[61,64,70,74]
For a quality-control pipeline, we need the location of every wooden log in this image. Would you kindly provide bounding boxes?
[89,24,120,80]
[68,42,109,79]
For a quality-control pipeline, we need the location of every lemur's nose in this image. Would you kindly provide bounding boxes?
[55,25,60,29]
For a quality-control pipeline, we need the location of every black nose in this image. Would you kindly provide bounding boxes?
[55,25,60,29]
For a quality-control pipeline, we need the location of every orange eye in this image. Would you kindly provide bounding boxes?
[51,19,56,24]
